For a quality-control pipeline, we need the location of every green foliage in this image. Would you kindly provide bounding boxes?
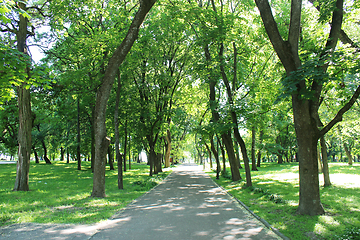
[0,162,171,226]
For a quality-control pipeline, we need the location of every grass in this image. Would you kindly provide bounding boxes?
[0,161,170,226]
[208,162,360,240]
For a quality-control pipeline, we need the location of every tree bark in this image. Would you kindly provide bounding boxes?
[123,121,127,172]
[251,126,258,171]
[255,0,349,215]
[210,136,220,179]
[14,1,32,192]
[108,144,115,170]
[91,0,157,198]
[164,129,171,168]
[219,43,251,186]
[320,137,331,186]
[217,136,226,175]
[114,75,123,189]
[41,140,52,164]
[33,147,39,164]
[205,44,241,182]
[77,97,81,170]
[343,143,353,165]
[257,130,264,167]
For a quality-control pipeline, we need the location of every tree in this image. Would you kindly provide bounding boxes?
[1,1,35,191]
[255,0,360,215]
[91,0,157,198]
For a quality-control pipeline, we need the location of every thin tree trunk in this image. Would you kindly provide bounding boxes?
[33,147,39,164]
[123,121,127,172]
[217,136,226,175]
[164,129,171,168]
[257,130,263,167]
[60,147,64,161]
[251,126,258,171]
[320,137,331,187]
[128,134,131,170]
[91,0,156,198]
[108,144,115,170]
[317,146,323,173]
[205,44,241,181]
[114,74,123,189]
[234,140,242,169]
[77,97,81,170]
[344,143,353,165]
[210,136,220,179]
[41,140,51,164]
[204,142,212,170]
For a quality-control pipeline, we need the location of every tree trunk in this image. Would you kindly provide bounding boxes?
[164,129,171,168]
[91,108,95,171]
[234,140,242,169]
[204,142,212,170]
[344,143,353,165]
[251,126,258,171]
[148,145,156,176]
[256,130,263,167]
[205,44,241,182]
[293,98,324,215]
[91,0,156,198]
[210,136,220,179]
[66,149,70,164]
[217,137,226,175]
[60,147,65,161]
[41,140,52,164]
[320,137,331,187]
[108,144,115,170]
[33,147,39,164]
[317,146,323,173]
[77,97,81,170]
[114,75,123,189]
[128,134,131,170]
[254,0,348,215]
[123,122,127,172]
[118,154,124,190]
[14,1,32,192]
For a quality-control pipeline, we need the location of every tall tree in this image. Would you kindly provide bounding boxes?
[255,0,360,215]
[91,0,157,197]
[1,1,35,191]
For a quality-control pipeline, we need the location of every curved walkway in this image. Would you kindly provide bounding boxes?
[0,164,281,240]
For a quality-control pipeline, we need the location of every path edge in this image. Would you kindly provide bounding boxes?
[208,174,290,240]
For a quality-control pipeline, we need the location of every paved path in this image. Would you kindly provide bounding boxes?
[0,164,281,240]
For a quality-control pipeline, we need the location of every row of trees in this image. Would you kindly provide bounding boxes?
[1,0,359,215]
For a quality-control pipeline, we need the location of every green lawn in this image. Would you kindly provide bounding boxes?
[209,162,360,240]
[0,161,170,226]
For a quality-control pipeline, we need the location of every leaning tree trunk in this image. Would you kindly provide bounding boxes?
[205,44,241,181]
[343,143,353,165]
[210,136,220,179]
[14,1,32,192]
[91,0,157,198]
[164,129,171,168]
[41,140,52,164]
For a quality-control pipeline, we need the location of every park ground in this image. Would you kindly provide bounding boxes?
[0,161,359,239]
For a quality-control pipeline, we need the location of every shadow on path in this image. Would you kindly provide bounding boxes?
[0,164,281,240]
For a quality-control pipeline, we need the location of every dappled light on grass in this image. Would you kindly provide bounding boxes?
[209,162,360,240]
[0,162,170,226]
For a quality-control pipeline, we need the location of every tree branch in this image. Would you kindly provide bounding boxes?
[319,85,360,137]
